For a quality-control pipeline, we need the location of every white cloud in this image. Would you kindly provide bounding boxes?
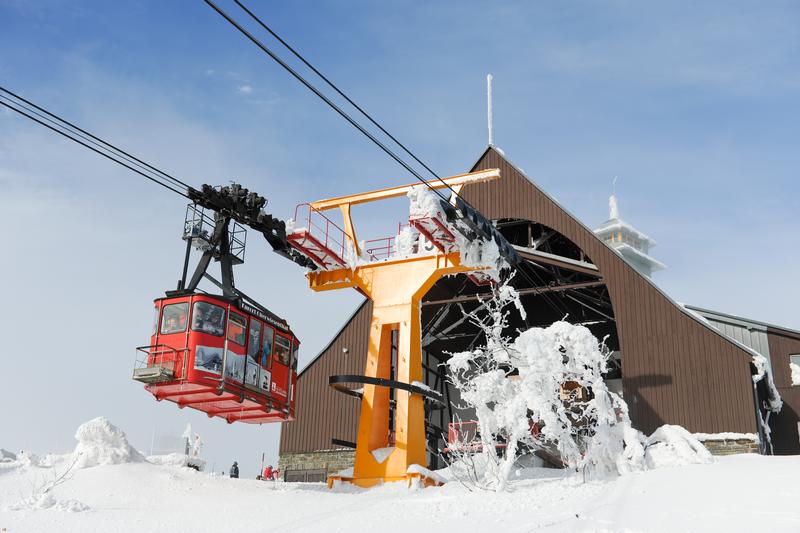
[237,84,253,95]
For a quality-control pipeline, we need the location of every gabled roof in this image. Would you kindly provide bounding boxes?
[467,145,763,363]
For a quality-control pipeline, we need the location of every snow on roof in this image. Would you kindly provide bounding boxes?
[594,218,658,247]
[612,243,667,271]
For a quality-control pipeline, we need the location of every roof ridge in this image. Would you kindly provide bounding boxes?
[471,146,762,361]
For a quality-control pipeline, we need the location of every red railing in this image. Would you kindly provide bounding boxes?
[364,222,412,261]
[289,204,348,267]
[364,236,394,261]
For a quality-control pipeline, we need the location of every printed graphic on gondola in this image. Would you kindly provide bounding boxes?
[194,346,223,374]
[224,350,246,383]
[244,353,260,387]
[261,370,271,391]
[272,381,286,397]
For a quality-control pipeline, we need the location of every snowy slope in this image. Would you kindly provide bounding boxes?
[2,451,799,532]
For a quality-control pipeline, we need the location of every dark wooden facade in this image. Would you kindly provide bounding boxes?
[767,327,800,454]
[281,301,371,453]
[281,146,762,455]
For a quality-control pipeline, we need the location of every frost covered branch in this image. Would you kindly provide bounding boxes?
[445,276,642,491]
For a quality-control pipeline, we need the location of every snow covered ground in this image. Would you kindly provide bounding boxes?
[2,422,799,532]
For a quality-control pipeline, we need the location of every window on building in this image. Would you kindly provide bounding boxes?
[191,302,225,336]
[160,303,189,334]
[227,312,247,346]
[790,354,800,386]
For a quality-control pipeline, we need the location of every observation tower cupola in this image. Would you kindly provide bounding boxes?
[593,192,665,278]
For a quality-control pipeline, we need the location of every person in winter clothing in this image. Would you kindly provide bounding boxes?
[263,465,274,481]
[230,461,239,478]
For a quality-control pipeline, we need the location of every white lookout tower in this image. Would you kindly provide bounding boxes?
[593,189,665,278]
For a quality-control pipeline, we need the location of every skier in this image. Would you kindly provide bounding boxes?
[263,464,274,481]
[230,461,239,478]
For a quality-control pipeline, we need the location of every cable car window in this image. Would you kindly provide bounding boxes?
[160,303,189,334]
[262,326,274,369]
[227,312,247,346]
[248,320,262,359]
[152,306,159,336]
[274,335,291,366]
[191,302,226,336]
[244,319,262,388]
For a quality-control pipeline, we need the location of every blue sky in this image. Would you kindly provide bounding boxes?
[2,0,798,476]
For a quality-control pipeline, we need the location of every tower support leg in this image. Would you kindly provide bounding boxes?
[323,254,467,488]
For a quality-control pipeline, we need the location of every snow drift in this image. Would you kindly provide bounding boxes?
[643,425,713,469]
[73,416,143,468]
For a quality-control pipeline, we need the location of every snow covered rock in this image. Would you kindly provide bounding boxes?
[643,425,713,469]
[73,417,143,469]
[0,448,17,462]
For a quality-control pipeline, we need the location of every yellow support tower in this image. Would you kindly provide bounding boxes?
[292,169,501,488]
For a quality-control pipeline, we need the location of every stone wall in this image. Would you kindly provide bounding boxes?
[701,438,760,456]
[279,449,355,480]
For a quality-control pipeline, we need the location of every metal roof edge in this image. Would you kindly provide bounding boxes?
[685,305,800,337]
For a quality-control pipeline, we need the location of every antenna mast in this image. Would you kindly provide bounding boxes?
[487,74,493,146]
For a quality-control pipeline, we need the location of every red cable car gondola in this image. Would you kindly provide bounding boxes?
[133,184,307,424]
[134,293,298,423]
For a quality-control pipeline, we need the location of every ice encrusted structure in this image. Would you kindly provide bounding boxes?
[447,279,639,490]
[73,416,143,469]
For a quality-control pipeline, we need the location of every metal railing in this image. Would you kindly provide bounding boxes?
[363,236,394,261]
[132,344,186,384]
[290,203,347,261]
[183,203,246,262]
[363,223,410,261]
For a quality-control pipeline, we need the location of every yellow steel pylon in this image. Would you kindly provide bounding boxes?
[298,169,501,488]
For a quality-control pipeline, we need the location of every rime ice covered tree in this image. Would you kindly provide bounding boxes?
[446,277,636,491]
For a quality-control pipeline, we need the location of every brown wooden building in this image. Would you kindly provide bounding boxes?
[279,147,798,480]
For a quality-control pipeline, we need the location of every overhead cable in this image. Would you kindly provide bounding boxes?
[230,0,451,191]
[203,0,453,205]
[0,87,191,198]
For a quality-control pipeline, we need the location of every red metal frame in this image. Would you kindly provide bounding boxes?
[287,203,347,270]
[137,293,299,424]
[443,420,509,453]
[408,214,456,254]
